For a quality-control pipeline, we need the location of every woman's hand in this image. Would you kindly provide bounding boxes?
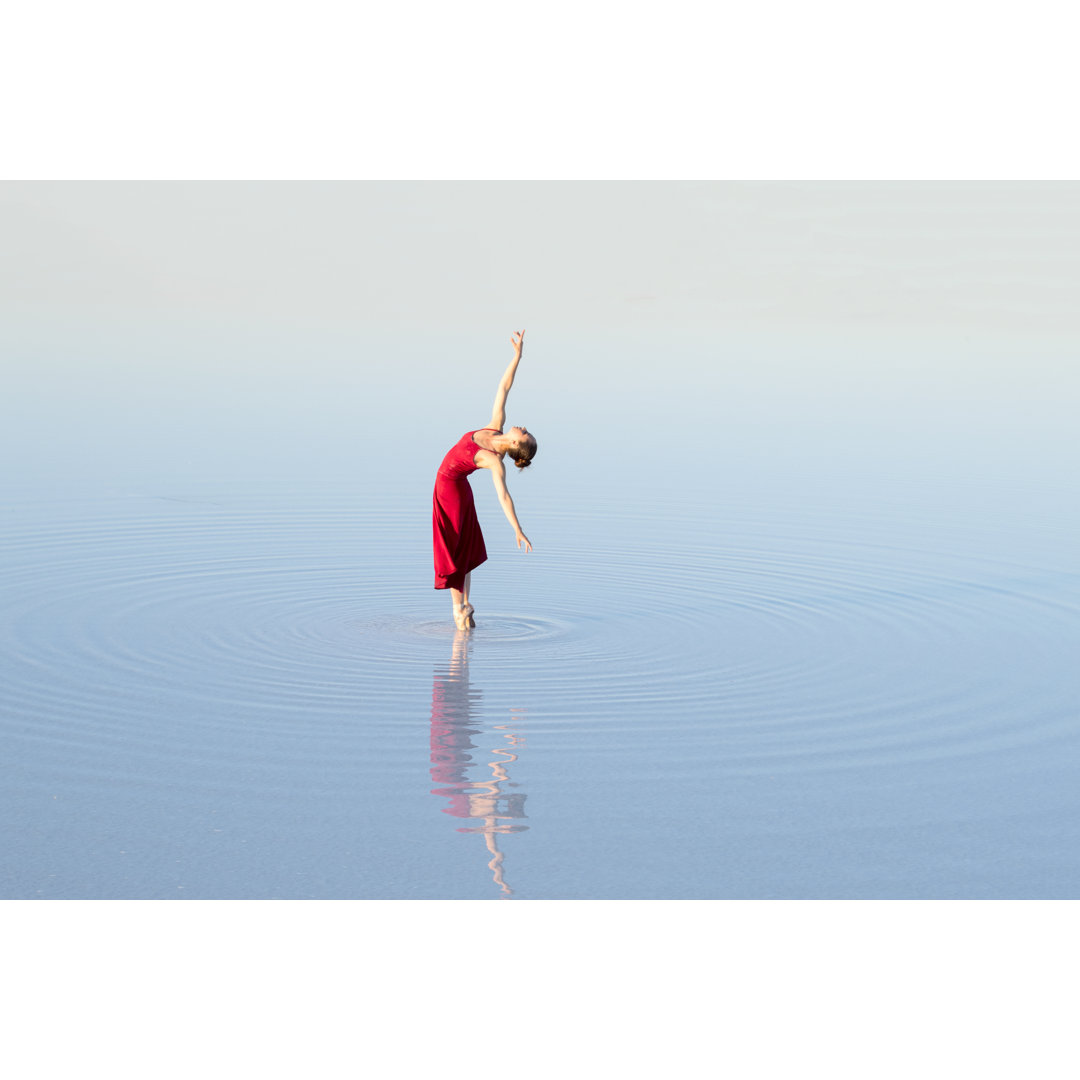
[510,330,525,358]
[516,531,532,553]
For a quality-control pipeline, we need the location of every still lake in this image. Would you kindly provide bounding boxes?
[3,321,1078,900]
[3,182,1078,899]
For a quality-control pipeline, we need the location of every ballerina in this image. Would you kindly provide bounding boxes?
[432,330,536,629]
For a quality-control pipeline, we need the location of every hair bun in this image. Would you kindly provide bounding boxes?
[515,457,531,470]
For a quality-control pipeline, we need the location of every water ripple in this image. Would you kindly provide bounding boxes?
[2,482,1078,781]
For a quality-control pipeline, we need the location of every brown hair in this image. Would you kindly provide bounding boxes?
[508,432,537,470]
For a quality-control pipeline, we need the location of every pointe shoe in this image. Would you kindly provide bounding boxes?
[462,603,475,628]
[453,605,468,630]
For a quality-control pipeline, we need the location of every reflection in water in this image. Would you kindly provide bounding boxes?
[429,630,528,896]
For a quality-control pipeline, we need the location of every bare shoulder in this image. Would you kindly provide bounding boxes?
[473,446,503,471]
[472,427,502,451]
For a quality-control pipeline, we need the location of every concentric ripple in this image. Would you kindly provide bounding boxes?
[2,477,1079,790]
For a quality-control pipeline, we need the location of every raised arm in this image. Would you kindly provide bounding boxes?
[486,455,532,552]
[488,330,525,432]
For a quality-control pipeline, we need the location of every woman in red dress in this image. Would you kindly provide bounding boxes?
[433,330,537,629]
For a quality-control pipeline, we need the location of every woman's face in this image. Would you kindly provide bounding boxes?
[508,426,529,447]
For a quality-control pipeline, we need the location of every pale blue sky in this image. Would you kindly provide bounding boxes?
[2,182,1077,491]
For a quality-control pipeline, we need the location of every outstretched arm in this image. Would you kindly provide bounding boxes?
[488,330,525,432]
[488,456,532,552]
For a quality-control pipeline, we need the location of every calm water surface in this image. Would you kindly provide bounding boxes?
[3,412,1078,898]
[3,183,1079,899]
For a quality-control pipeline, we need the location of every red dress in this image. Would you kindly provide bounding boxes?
[432,429,499,591]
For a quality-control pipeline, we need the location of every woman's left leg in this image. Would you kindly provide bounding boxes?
[449,585,467,628]
[462,573,474,627]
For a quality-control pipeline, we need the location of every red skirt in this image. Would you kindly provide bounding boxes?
[432,474,488,591]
